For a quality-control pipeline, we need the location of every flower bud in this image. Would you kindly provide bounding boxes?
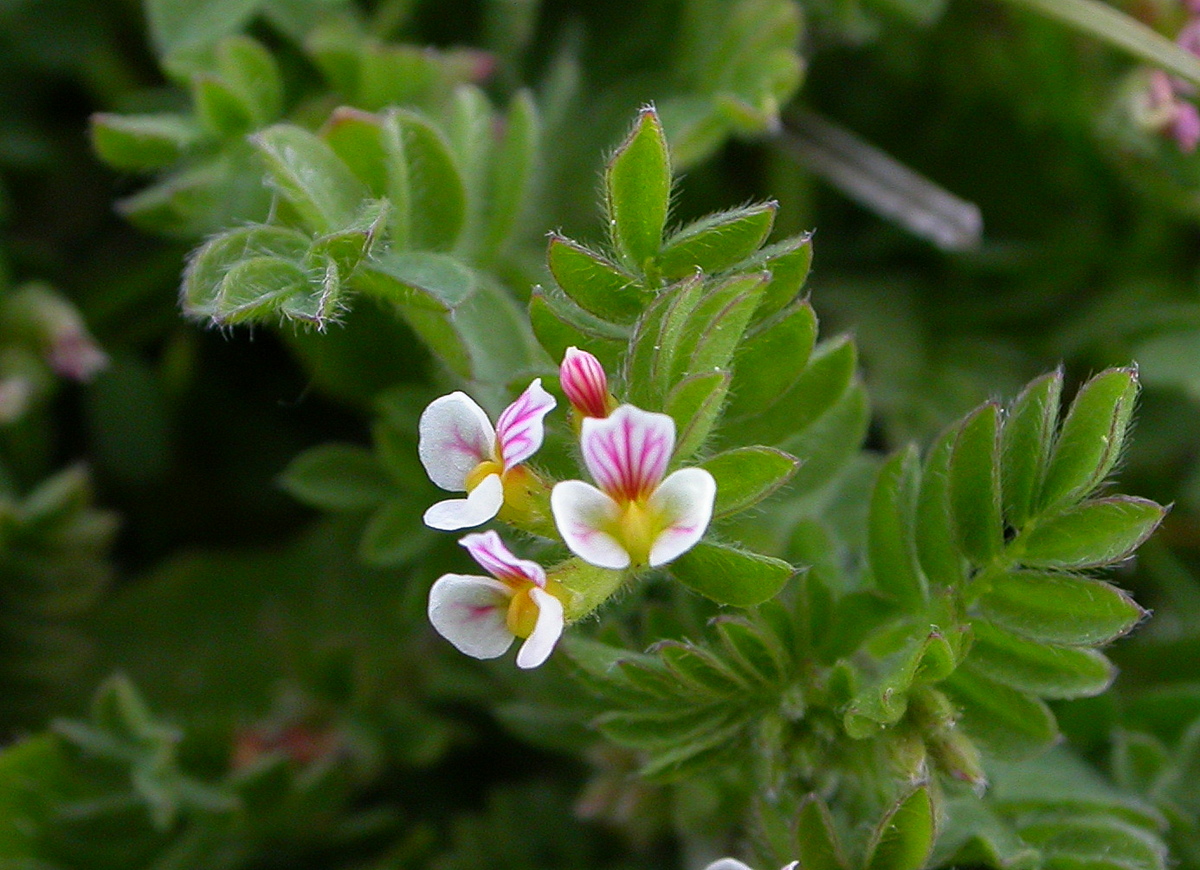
[560,346,612,419]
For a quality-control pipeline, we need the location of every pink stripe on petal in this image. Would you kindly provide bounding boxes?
[496,379,557,469]
[459,530,547,587]
[419,392,496,491]
[580,405,674,501]
[560,347,610,418]
[427,574,514,660]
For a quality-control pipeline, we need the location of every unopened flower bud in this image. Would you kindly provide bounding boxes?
[560,346,612,419]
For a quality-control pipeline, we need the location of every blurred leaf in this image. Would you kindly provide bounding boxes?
[146,0,265,59]
[868,446,926,608]
[90,113,203,171]
[863,786,936,870]
[943,668,1058,759]
[279,443,390,511]
[252,124,367,234]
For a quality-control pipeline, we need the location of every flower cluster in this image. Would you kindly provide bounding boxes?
[417,348,717,668]
[1138,0,1200,151]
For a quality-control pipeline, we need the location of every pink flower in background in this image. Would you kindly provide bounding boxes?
[418,380,555,530]
[560,346,611,419]
[550,404,715,570]
[427,530,565,668]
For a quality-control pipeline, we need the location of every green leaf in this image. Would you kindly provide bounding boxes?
[844,627,958,737]
[703,447,800,519]
[967,621,1115,699]
[748,233,814,322]
[606,107,671,271]
[145,0,264,58]
[724,300,817,422]
[669,541,794,607]
[943,669,1058,759]
[1040,367,1138,512]
[674,272,767,383]
[731,335,856,447]
[0,734,67,858]
[656,202,777,279]
[279,444,390,511]
[796,795,850,870]
[1002,370,1063,531]
[357,250,477,310]
[628,274,707,405]
[916,427,969,589]
[216,34,282,126]
[999,0,1200,89]
[949,403,1004,566]
[868,446,927,608]
[90,113,203,171]
[561,637,665,706]
[182,225,311,316]
[252,124,366,234]
[321,107,389,195]
[482,90,539,257]
[359,499,434,566]
[213,256,314,324]
[656,640,750,698]
[528,289,625,373]
[389,110,467,250]
[1017,497,1165,569]
[547,235,642,324]
[1019,817,1167,870]
[863,786,936,870]
[976,571,1144,646]
[785,382,870,495]
[666,370,730,462]
[194,73,257,137]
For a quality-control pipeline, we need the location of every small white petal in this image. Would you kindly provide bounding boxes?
[427,574,513,659]
[418,392,496,491]
[515,587,564,668]
[459,529,546,586]
[703,861,755,870]
[423,474,504,531]
[495,378,557,469]
[647,467,716,567]
[580,404,674,500]
[781,863,800,870]
[550,480,630,570]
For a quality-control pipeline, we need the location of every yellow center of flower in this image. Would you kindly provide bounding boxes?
[504,579,566,639]
[465,460,504,491]
[612,499,665,568]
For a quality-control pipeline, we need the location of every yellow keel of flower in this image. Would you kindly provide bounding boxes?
[465,460,504,492]
[505,579,566,638]
[615,500,665,568]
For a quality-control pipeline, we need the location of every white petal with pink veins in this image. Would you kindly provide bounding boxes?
[647,467,716,566]
[550,479,631,569]
[516,586,564,668]
[459,529,546,587]
[423,473,504,531]
[427,573,513,659]
[580,405,675,501]
[495,379,556,469]
[418,391,496,490]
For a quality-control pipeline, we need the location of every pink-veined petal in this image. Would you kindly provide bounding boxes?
[423,474,504,531]
[459,529,546,587]
[647,467,716,567]
[427,573,513,659]
[580,405,674,501]
[550,479,630,569]
[560,347,609,418]
[515,587,564,668]
[418,392,496,490]
[495,379,556,469]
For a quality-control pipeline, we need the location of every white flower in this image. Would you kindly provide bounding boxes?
[550,404,716,570]
[427,530,565,669]
[703,861,799,870]
[418,379,556,531]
